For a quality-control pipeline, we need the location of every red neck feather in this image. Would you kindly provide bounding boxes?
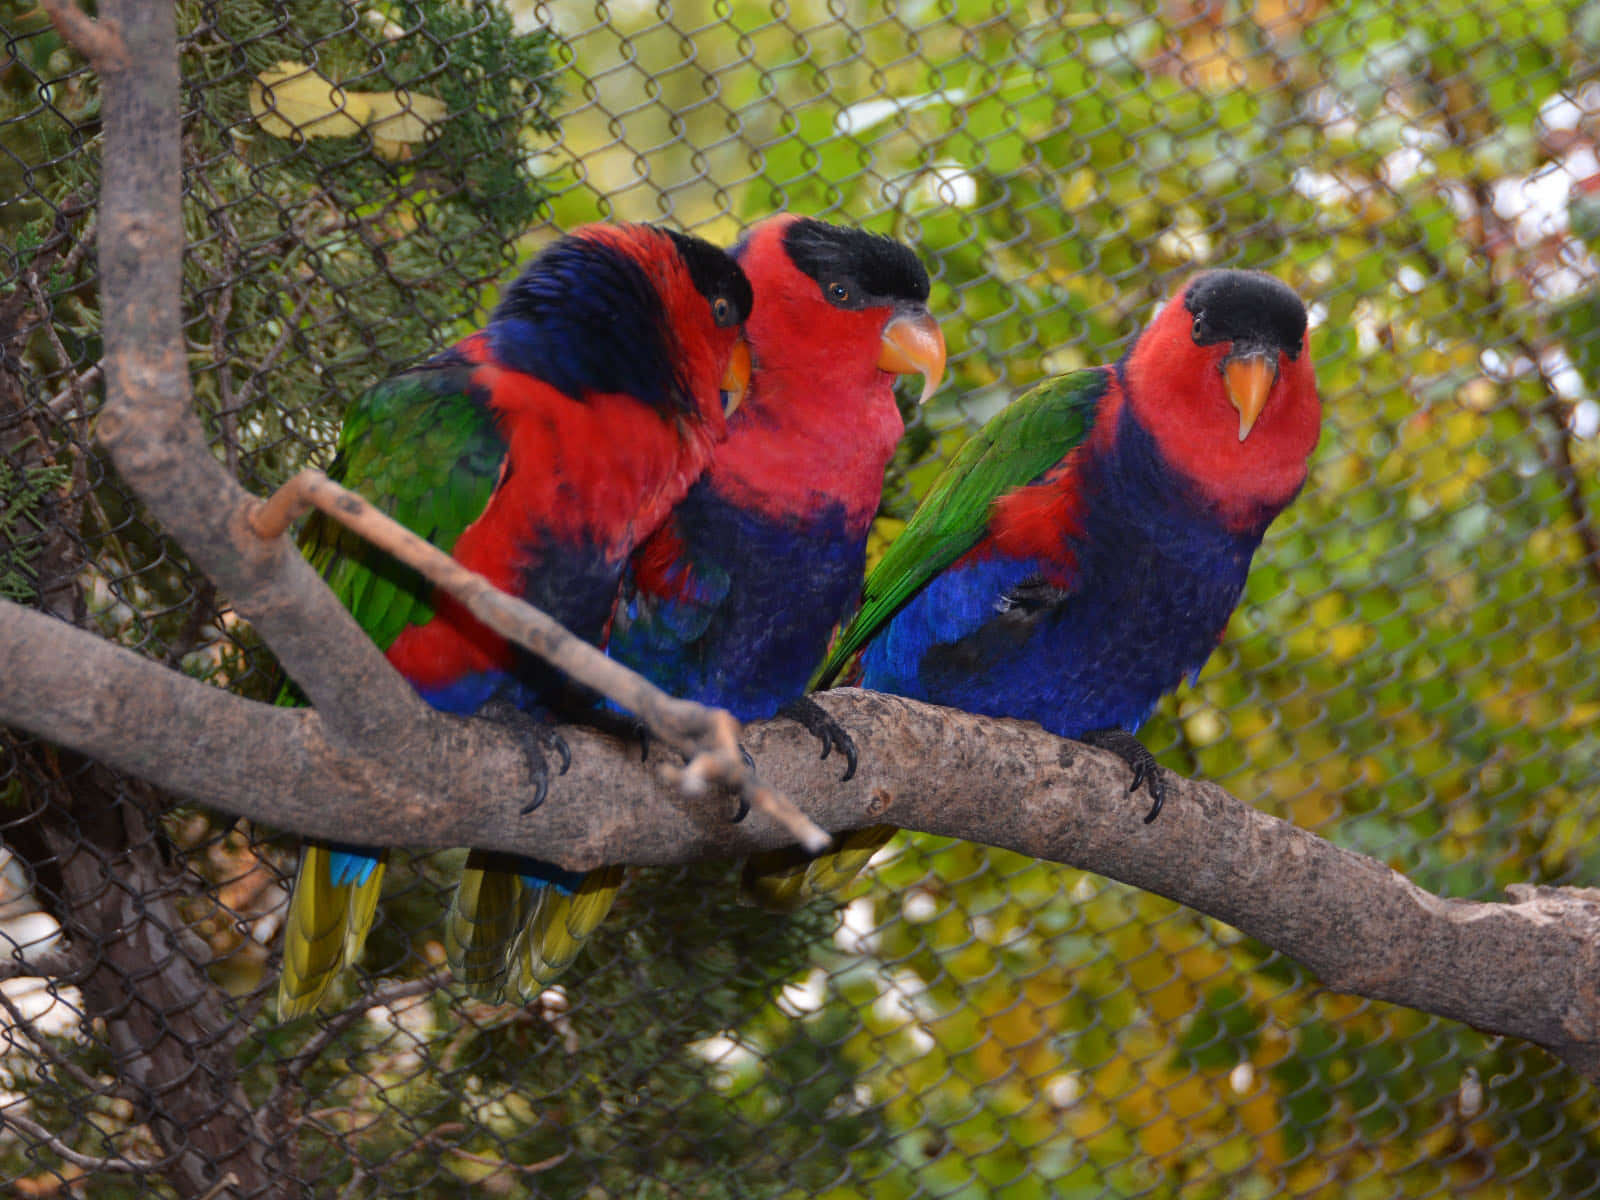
[707,215,904,529]
[1122,292,1320,529]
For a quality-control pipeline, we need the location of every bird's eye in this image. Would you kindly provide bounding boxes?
[712,296,735,326]
[827,281,851,305]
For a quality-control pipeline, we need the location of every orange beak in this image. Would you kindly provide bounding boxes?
[1224,353,1277,442]
[878,308,947,406]
[721,334,752,417]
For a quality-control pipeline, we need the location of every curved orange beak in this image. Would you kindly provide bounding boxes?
[878,308,947,406]
[1224,353,1277,442]
[721,334,752,417]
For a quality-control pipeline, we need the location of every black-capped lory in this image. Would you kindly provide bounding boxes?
[277,223,752,1015]
[753,270,1320,908]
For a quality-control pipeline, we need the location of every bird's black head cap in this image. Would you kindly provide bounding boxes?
[665,227,754,327]
[1184,270,1306,359]
[777,218,931,310]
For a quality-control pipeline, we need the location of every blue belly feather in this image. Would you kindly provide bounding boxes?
[611,480,868,721]
[861,405,1267,738]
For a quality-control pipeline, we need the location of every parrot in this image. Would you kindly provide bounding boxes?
[480,213,947,998]
[276,222,753,1017]
[752,268,1320,908]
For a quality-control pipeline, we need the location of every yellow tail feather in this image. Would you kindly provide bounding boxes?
[278,843,386,1019]
[510,865,625,998]
[444,854,532,1001]
[741,825,898,912]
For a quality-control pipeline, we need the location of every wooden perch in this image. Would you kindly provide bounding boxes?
[41,0,818,855]
[4,599,1600,1080]
[249,470,828,852]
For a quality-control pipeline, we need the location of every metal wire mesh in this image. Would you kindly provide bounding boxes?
[3,0,1599,1195]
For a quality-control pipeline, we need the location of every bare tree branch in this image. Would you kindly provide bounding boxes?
[0,950,82,984]
[38,0,129,71]
[250,471,826,850]
[260,971,453,1151]
[42,0,453,762]
[0,1109,161,1174]
[46,0,813,860]
[4,599,1600,1080]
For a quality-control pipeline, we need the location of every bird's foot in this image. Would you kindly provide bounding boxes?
[1078,729,1166,823]
[778,696,858,782]
[478,701,571,814]
[581,708,654,762]
[725,744,757,823]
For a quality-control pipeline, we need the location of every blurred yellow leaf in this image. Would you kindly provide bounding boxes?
[365,88,448,143]
[250,62,369,139]
[250,61,445,159]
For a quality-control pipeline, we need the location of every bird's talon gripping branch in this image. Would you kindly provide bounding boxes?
[477,701,570,814]
[778,696,859,781]
[1079,729,1167,824]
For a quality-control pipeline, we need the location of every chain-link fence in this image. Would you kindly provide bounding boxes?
[3,0,1599,1195]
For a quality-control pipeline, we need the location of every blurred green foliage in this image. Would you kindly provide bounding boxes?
[0,0,559,676]
[3,0,1599,1195]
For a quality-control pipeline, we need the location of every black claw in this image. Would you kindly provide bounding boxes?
[521,768,549,815]
[778,696,859,782]
[1079,729,1166,823]
[549,729,572,776]
[730,792,750,823]
[477,700,567,815]
[739,744,756,771]
[570,708,651,761]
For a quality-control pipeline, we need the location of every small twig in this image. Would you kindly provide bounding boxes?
[261,970,452,1139]
[0,949,82,984]
[229,283,317,416]
[47,363,101,418]
[1511,333,1600,596]
[336,1163,371,1200]
[249,470,830,852]
[195,1172,241,1200]
[446,1142,572,1177]
[0,974,106,1097]
[37,0,130,70]
[0,1109,162,1174]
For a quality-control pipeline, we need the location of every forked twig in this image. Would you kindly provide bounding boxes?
[38,0,130,70]
[249,470,830,852]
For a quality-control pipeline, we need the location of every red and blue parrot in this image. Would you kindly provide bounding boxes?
[759,269,1321,907]
[473,214,947,996]
[276,223,753,1017]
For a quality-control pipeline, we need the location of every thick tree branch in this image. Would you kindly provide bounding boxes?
[41,0,810,857]
[249,471,825,850]
[4,599,1600,1080]
[40,0,465,759]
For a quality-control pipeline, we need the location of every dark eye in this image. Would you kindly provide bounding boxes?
[827,281,851,305]
[712,296,735,326]
[1191,315,1210,343]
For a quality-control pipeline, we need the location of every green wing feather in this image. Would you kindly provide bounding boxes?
[278,361,507,1017]
[812,369,1107,689]
[746,372,1107,913]
[300,363,508,653]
